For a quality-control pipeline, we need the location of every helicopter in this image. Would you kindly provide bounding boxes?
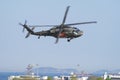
[19,6,97,43]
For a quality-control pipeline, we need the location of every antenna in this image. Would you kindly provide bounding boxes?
[26,64,34,75]
[36,64,39,77]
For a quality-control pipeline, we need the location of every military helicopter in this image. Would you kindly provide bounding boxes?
[19,6,97,43]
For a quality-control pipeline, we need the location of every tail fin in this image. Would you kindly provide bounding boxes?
[25,27,35,38]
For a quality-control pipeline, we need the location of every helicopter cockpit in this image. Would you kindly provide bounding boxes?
[72,27,83,37]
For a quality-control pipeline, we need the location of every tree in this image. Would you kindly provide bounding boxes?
[88,76,104,80]
[47,76,52,80]
[97,77,103,80]
[71,75,77,80]
[106,76,111,80]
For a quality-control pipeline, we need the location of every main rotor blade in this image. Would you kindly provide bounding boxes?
[28,25,59,27]
[55,37,59,44]
[62,6,70,25]
[65,21,97,26]
[28,21,97,27]
[55,24,64,44]
[55,6,70,44]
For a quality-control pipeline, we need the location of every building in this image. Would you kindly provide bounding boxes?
[104,72,120,80]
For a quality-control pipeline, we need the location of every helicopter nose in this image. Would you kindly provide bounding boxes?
[78,30,83,36]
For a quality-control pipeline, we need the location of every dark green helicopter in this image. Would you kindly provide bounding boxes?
[19,6,97,43]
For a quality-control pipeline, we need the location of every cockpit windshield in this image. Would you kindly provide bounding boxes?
[73,27,80,32]
[76,29,80,32]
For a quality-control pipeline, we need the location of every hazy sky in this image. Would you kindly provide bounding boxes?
[0,0,120,73]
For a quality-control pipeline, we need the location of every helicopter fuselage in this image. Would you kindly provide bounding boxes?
[34,25,83,39]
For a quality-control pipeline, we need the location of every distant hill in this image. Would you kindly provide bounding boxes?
[33,67,120,76]
[35,67,78,74]
[93,69,120,76]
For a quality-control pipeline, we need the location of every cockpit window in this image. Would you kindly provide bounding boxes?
[73,31,78,35]
[73,27,80,32]
[75,28,80,32]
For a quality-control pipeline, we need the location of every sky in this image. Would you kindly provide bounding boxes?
[0,0,120,73]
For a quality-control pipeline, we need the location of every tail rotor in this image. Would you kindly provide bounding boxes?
[19,20,27,33]
[25,27,35,38]
[19,20,35,38]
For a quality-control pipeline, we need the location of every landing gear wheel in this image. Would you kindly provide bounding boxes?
[38,36,40,39]
[67,39,70,42]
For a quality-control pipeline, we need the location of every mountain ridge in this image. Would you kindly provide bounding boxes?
[35,67,120,74]
[35,67,78,74]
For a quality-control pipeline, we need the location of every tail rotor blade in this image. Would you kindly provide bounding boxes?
[25,20,27,25]
[22,28,25,32]
[19,23,23,26]
[19,20,27,32]
[19,23,25,32]
[25,27,35,38]
[25,33,30,38]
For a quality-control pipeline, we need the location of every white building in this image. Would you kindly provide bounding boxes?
[103,72,120,80]
[8,75,40,80]
[77,76,88,80]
